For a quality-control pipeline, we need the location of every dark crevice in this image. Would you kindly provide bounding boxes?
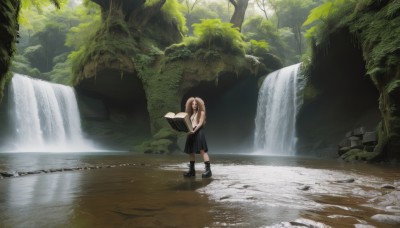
[182,73,258,152]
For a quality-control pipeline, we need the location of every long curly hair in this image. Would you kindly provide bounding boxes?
[185,97,206,123]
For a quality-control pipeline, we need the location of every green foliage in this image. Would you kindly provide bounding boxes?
[303,0,345,27]
[188,19,246,56]
[65,4,100,50]
[160,0,188,35]
[247,39,270,61]
[183,1,231,34]
[12,2,97,85]
[348,0,400,80]
[303,0,356,42]
[164,43,193,62]
[11,54,42,78]
[242,16,286,60]
[69,14,137,84]
[44,52,71,84]
[340,148,379,162]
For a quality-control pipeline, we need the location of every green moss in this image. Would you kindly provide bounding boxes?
[132,140,152,153]
[187,19,246,56]
[159,0,187,35]
[164,43,193,62]
[302,84,319,103]
[303,0,400,161]
[132,138,173,154]
[153,127,176,141]
[139,61,183,132]
[340,148,379,162]
[0,0,19,102]
[70,15,137,85]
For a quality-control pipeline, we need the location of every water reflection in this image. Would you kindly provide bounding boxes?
[0,172,81,227]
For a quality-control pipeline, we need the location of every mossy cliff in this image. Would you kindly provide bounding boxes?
[72,0,279,153]
[298,0,400,162]
[0,0,19,102]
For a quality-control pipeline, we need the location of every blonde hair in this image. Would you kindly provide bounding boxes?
[185,97,206,123]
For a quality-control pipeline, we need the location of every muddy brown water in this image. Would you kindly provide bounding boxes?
[0,152,399,227]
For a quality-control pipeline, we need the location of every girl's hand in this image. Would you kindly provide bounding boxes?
[188,130,195,135]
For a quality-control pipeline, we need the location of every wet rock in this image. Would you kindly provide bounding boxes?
[335,178,355,183]
[368,190,400,208]
[371,214,400,224]
[380,184,395,189]
[298,185,311,191]
[219,195,231,200]
[0,171,19,177]
[27,170,43,174]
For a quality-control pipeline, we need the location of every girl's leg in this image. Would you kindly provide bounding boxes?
[200,150,212,178]
[189,152,195,161]
[183,153,196,178]
[200,150,209,162]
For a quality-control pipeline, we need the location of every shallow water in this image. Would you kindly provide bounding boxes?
[0,153,399,227]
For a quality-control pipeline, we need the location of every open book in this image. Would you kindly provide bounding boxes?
[164,112,193,132]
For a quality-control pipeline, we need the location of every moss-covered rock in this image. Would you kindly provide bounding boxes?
[0,0,19,102]
[340,148,379,162]
[297,0,400,161]
[133,138,174,154]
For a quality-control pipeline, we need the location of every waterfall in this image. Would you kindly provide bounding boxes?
[8,73,95,152]
[254,63,303,156]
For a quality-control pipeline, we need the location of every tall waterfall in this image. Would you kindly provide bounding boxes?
[254,63,303,156]
[8,73,94,152]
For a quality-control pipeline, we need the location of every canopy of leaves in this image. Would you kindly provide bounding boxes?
[19,0,66,26]
[303,0,356,42]
[242,16,286,59]
[12,1,97,84]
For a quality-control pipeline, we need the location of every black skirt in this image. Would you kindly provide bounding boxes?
[184,126,208,154]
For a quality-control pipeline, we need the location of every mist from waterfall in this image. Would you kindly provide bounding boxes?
[7,73,96,152]
[254,63,303,156]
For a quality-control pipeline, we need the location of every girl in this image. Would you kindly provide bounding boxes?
[183,97,212,178]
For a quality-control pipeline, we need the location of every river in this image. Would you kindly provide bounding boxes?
[0,152,399,227]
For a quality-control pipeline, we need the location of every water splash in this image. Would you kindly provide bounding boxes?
[7,73,96,152]
[254,63,303,156]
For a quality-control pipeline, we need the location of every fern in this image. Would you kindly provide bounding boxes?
[190,19,246,55]
[386,80,400,94]
[160,0,188,35]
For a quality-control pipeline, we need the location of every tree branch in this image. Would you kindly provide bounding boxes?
[229,0,238,7]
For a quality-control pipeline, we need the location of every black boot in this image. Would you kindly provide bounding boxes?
[183,161,195,177]
[202,161,212,178]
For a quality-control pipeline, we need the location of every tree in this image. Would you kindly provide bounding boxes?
[183,1,231,35]
[229,0,249,31]
[242,16,286,59]
[255,0,269,20]
[268,0,316,58]
[182,0,201,15]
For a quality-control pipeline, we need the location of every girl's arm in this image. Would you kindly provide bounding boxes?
[193,111,205,132]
